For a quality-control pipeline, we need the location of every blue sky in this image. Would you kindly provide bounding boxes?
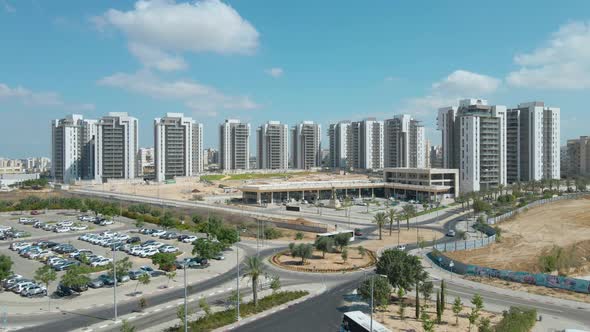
[1,0,590,158]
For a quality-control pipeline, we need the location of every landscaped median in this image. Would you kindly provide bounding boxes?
[164,290,309,332]
[270,247,377,273]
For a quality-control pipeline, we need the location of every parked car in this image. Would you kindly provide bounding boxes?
[90,258,111,267]
[99,219,114,226]
[128,270,149,280]
[139,248,159,257]
[57,221,74,227]
[54,227,70,233]
[151,230,166,237]
[160,232,177,240]
[87,278,105,289]
[127,236,141,244]
[70,225,88,231]
[21,285,47,297]
[182,235,198,243]
[213,254,225,261]
[98,274,115,286]
[159,245,178,253]
[55,284,80,297]
[446,230,456,237]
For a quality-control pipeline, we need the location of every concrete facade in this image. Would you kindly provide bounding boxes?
[51,114,97,183]
[291,121,321,169]
[256,121,289,170]
[566,136,590,178]
[154,113,199,182]
[384,114,425,169]
[348,118,384,170]
[94,112,138,181]
[328,121,350,169]
[220,119,250,171]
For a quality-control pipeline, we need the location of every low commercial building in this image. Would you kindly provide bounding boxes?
[238,167,459,204]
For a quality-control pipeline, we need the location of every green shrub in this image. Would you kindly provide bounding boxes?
[264,227,283,240]
[495,307,537,332]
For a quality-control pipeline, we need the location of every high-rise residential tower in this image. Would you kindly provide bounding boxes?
[506,102,560,183]
[256,121,289,170]
[328,121,350,169]
[154,113,203,182]
[291,121,321,169]
[347,118,384,170]
[94,112,138,180]
[384,114,426,168]
[437,99,507,193]
[566,136,590,178]
[219,119,250,171]
[51,114,97,183]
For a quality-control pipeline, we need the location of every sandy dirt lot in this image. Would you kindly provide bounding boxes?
[361,228,443,253]
[242,227,319,243]
[446,197,590,273]
[377,296,501,332]
[277,248,373,271]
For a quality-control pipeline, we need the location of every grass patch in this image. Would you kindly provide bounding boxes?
[168,290,309,332]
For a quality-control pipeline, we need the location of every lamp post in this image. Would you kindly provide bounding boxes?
[112,241,117,322]
[369,274,388,332]
[184,264,188,332]
[236,226,241,322]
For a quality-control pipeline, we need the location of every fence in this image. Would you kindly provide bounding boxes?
[487,193,585,224]
[428,251,590,294]
[433,235,496,252]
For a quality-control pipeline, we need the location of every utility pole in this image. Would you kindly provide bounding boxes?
[184,265,188,332]
[236,227,241,322]
[112,242,117,322]
[370,275,374,332]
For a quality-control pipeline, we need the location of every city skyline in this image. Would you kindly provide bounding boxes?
[2,1,590,158]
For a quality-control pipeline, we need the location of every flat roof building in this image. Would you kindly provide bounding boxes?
[220,119,250,171]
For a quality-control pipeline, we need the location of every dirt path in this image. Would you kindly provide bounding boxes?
[446,197,590,273]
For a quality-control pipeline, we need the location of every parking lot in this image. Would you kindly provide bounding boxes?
[0,211,241,314]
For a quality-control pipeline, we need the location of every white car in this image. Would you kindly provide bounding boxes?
[90,258,112,267]
[54,227,70,233]
[159,245,178,253]
[114,234,130,241]
[70,225,88,231]
[396,244,407,251]
[29,250,51,259]
[129,246,144,256]
[58,221,74,227]
[139,248,159,257]
[100,220,114,226]
[18,218,31,223]
[151,230,166,237]
[13,281,36,294]
[101,231,116,237]
[11,242,32,251]
[182,236,198,243]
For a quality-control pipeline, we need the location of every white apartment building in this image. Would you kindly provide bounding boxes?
[384,114,426,168]
[51,114,97,183]
[328,121,350,169]
[257,121,289,170]
[506,102,560,182]
[220,119,250,171]
[94,112,138,180]
[348,118,384,170]
[438,99,507,193]
[291,121,322,169]
[566,136,590,178]
[154,113,203,182]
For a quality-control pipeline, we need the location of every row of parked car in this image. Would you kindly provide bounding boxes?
[0,225,30,240]
[9,240,113,270]
[139,228,198,243]
[78,215,114,226]
[79,231,180,257]
[2,274,47,297]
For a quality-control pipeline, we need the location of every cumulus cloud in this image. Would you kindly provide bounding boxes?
[0,83,95,111]
[94,0,259,71]
[97,71,260,116]
[507,21,590,89]
[402,70,501,115]
[265,67,284,78]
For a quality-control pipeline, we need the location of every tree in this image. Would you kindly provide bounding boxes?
[270,275,281,293]
[402,204,416,230]
[216,226,239,246]
[421,311,435,332]
[288,243,296,257]
[341,248,348,263]
[177,304,193,326]
[415,281,420,319]
[151,253,177,271]
[373,212,387,240]
[61,266,90,289]
[134,273,150,295]
[243,256,264,306]
[108,257,132,279]
[357,246,367,258]
[295,232,304,240]
[420,281,434,305]
[192,238,223,259]
[478,317,492,332]
[0,255,13,281]
[314,237,334,258]
[292,243,313,264]
[165,271,176,288]
[120,320,136,332]
[387,209,397,235]
[138,297,147,311]
[452,297,463,326]
[199,297,211,316]
[469,294,484,331]
[358,276,391,311]
[334,233,351,252]
[376,249,426,292]
[34,265,56,310]
[397,287,405,320]
[441,279,446,312]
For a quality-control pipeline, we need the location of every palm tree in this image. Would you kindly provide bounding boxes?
[402,204,417,230]
[498,184,505,197]
[244,256,265,306]
[387,209,397,236]
[373,212,387,240]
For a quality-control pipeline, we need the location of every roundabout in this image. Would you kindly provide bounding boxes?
[270,247,377,273]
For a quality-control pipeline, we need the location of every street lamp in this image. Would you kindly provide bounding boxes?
[112,241,118,322]
[184,264,188,332]
[235,226,243,322]
[362,271,388,332]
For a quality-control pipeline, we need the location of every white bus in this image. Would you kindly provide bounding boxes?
[316,230,355,242]
[340,311,391,332]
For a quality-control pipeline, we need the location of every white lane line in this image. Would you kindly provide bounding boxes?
[165,305,173,309]
[208,292,215,296]
[128,316,137,320]
[99,324,109,329]
[153,308,162,313]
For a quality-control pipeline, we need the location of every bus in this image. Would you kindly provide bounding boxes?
[340,311,391,332]
[316,230,355,242]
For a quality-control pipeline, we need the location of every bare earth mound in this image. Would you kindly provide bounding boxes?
[446,197,590,274]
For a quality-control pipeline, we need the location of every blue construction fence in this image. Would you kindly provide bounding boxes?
[427,251,590,294]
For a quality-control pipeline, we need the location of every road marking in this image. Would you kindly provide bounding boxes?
[128,316,137,320]
[153,308,162,313]
[99,324,109,329]
[188,298,195,302]
[208,292,215,296]
[226,287,233,291]
[165,305,173,309]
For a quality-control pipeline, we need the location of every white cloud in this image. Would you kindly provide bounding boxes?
[98,71,260,115]
[507,21,590,89]
[265,67,284,78]
[0,83,95,111]
[94,0,259,71]
[402,70,501,115]
[2,0,15,13]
